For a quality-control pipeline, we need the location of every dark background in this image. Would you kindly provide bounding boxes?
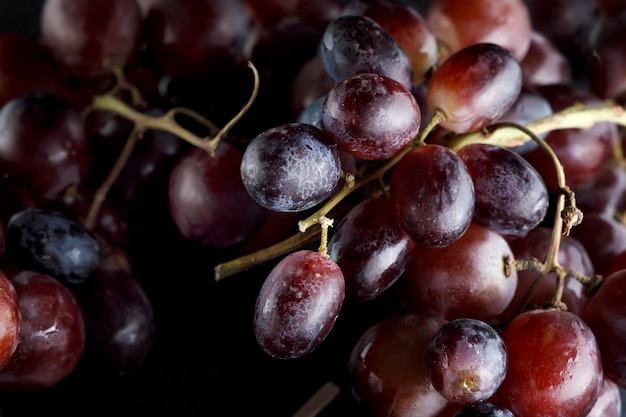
[0,1,623,417]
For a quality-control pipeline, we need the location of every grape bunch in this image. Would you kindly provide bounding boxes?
[0,0,624,416]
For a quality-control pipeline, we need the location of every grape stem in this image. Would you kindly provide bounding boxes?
[485,122,591,316]
[214,103,626,281]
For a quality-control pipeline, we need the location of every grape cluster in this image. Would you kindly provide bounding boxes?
[0,0,625,416]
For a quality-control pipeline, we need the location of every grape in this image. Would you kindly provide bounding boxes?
[520,31,572,87]
[143,0,251,80]
[348,313,449,417]
[389,144,475,248]
[452,402,514,417]
[322,72,421,160]
[0,271,20,371]
[425,0,532,62]
[342,0,439,84]
[290,53,335,119]
[40,0,143,80]
[0,93,92,202]
[240,122,342,212]
[425,43,523,133]
[496,308,603,417]
[580,269,626,389]
[328,197,416,302]
[319,14,414,89]
[585,377,622,417]
[0,270,85,391]
[426,318,507,404]
[457,143,549,236]
[588,22,626,104]
[253,250,344,359]
[574,160,626,217]
[4,208,101,286]
[393,222,518,322]
[73,246,154,376]
[168,142,268,248]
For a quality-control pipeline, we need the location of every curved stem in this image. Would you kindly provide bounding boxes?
[449,102,626,151]
[83,125,143,229]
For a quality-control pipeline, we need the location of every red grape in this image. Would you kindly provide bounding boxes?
[322,72,421,160]
[426,43,522,133]
[496,308,603,417]
[253,250,345,359]
[0,271,20,371]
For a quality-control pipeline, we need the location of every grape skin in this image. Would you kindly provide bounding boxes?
[426,318,508,404]
[322,72,421,161]
[253,250,344,359]
[240,122,342,212]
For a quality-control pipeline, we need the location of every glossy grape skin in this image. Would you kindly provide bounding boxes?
[40,0,143,80]
[168,142,267,249]
[501,226,592,321]
[0,270,86,391]
[425,0,532,62]
[427,318,507,404]
[0,271,20,371]
[319,14,414,89]
[585,377,622,417]
[0,93,92,202]
[253,250,345,359]
[348,314,449,417]
[5,208,101,286]
[144,0,251,80]
[457,143,548,236]
[452,402,514,417]
[426,43,522,134]
[328,197,416,302]
[574,160,626,217]
[588,23,626,104]
[520,31,572,87]
[580,269,626,389]
[496,308,603,417]
[393,222,517,321]
[389,144,475,248]
[240,122,342,212]
[342,0,438,84]
[322,72,421,160]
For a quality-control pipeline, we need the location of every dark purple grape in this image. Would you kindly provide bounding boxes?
[168,142,267,248]
[240,122,342,212]
[5,208,101,286]
[74,247,154,376]
[390,144,475,248]
[253,250,344,359]
[40,0,143,80]
[322,72,421,160]
[457,143,548,236]
[319,14,413,89]
[0,270,85,391]
[426,43,522,133]
[328,197,416,302]
[427,318,508,404]
[0,93,92,202]
[453,402,514,417]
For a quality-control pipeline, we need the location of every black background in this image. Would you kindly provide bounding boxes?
[0,1,623,417]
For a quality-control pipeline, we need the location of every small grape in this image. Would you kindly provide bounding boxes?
[427,318,508,404]
[453,402,514,417]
